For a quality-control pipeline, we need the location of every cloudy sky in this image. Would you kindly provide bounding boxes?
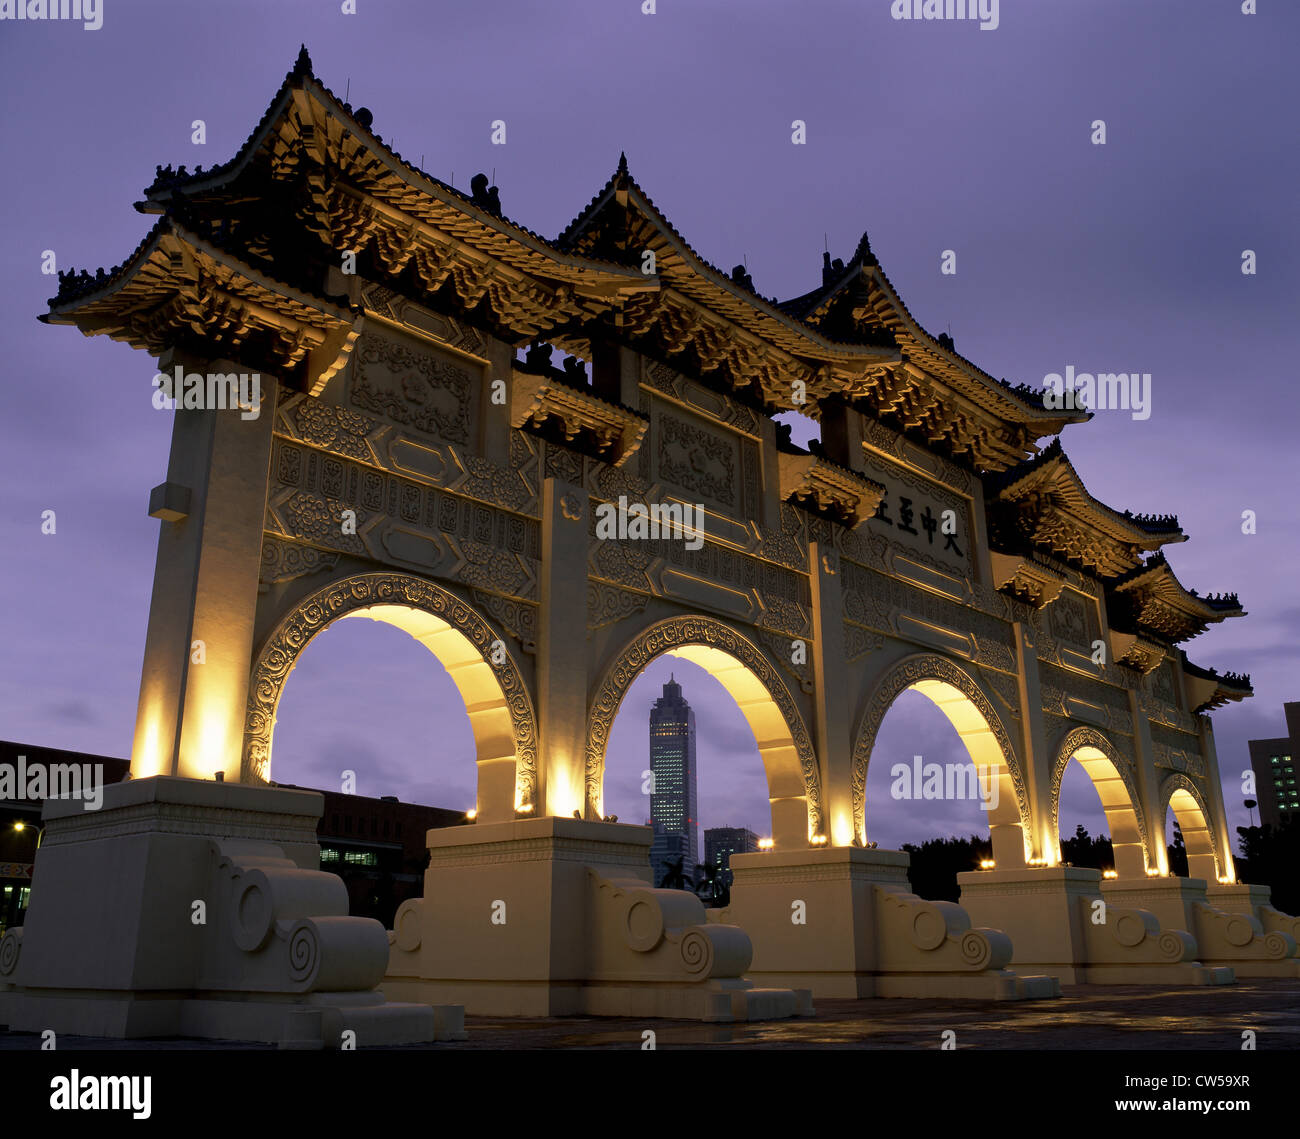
[2,1,1295,860]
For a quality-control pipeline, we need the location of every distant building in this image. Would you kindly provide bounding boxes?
[705,826,759,887]
[0,740,465,932]
[648,676,698,885]
[1248,703,1300,828]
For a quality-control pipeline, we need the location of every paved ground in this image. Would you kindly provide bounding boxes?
[2,979,1297,1049]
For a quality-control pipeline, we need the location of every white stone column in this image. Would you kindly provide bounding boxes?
[537,477,590,818]
[808,541,852,846]
[130,353,278,782]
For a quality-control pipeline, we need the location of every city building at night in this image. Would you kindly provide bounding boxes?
[648,677,698,884]
[1248,703,1300,828]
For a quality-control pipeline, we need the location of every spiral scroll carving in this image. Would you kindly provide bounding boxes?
[244,572,538,810]
[0,930,19,977]
[287,922,320,985]
[679,929,713,976]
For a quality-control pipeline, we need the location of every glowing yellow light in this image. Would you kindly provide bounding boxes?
[810,834,828,845]
[516,803,534,814]
[1146,868,1162,877]
[758,838,774,851]
[13,821,25,832]
[979,859,996,870]
[466,808,477,820]
[1102,870,1118,879]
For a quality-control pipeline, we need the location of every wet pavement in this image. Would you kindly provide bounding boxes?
[3,979,1297,1049]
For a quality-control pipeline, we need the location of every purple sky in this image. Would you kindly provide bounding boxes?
[3,1,1296,857]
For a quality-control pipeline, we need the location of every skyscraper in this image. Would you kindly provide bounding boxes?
[648,675,698,885]
[704,826,759,889]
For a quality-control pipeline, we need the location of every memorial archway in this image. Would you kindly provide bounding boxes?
[243,572,538,822]
[851,654,1030,867]
[1048,726,1151,877]
[1159,772,1229,883]
[585,615,824,848]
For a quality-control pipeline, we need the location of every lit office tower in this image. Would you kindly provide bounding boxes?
[704,826,759,888]
[648,676,698,885]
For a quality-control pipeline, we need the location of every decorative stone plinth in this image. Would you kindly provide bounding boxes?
[717,847,1058,1000]
[0,777,448,1047]
[959,867,1234,985]
[1207,882,1300,945]
[1104,877,1299,979]
[381,816,810,1021]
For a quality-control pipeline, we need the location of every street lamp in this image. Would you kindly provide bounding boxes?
[12,820,44,849]
[1244,799,1258,828]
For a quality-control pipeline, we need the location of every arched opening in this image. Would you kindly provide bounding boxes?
[244,573,538,823]
[853,655,1029,869]
[863,688,994,900]
[601,656,772,896]
[1049,727,1149,879]
[269,615,474,926]
[586,616,822,854]
[1162,776,1226,883]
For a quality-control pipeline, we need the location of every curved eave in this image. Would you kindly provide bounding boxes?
[138,70,647,298]
[42,220,355,346]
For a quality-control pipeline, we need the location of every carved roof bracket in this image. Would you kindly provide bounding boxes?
[777,452,885,529]
[989,550,1068,609]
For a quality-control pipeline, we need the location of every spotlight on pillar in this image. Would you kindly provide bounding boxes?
[810,834,828,845]
[1102,869,1118,879]
[978,859,996,870]
[465,808,477,821]
[758,838,774,851]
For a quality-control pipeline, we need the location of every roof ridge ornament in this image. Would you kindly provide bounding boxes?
[852,229,877,267]
[292,44,313,79]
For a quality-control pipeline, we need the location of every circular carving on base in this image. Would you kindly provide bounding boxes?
[0,930,19,977]
[958,930,994,970]
[625,897,664,952]
[287,922,320,985]
[679,929,713,976]
[1225,916,1254,948]
[912,907,947,951]
[1157,930,1186,961]
[393,899,423,953]
[232,876,273,952]
[1263,931,1290,960]
[1113,913,1147,948]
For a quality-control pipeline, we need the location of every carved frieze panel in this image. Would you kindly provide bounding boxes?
[1049,589,1093,649]
[276,391,534,514]
[587,581,650,633]
[840,558,1016,674]
[858,449,972,574]
[347,329,478,445]
[258,536,340,590]
[1038,661,1133,735]
[469,588,538,652]
[643,360,763,436]
[860,416,974,497]
[267,438,540,600]
[359,283,489,359]
[979,666,1022,720]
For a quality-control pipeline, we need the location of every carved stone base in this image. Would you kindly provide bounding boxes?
[382,817,809,1021]
[1104,877,1299,979]
[718,847,1059,1000]
[959,867,1235,985]
[0,777,447,1047]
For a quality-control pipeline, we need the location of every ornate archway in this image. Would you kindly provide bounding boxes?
[585,615,824,846]
[1049,725,1151,877]
[851,653,1031,863]
[243,571,538,819]
[1159,772,1228,883]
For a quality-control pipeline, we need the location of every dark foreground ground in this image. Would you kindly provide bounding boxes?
[2,979,1297,1049]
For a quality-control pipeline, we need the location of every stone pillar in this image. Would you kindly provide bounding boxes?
[130,353,278,782]
[1199,717,1237,883]
[537,477,590,819]
[1128,688,1163,876]
[808,542,852,847]
[590,340,641,408]
[1006,622,1043,868]
[480,336,514,467]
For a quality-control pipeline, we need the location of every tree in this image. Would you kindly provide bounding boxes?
[1167,821,1188,878]
[900,834,991,902]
